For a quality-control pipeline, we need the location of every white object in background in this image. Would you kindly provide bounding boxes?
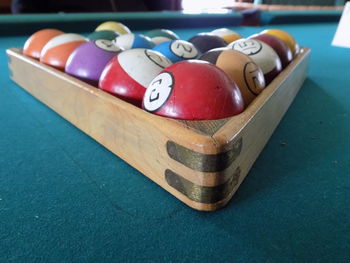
[332,2,350,48]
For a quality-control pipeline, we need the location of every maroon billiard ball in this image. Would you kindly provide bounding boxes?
[249,33,292,69]
[228,38,282,84]
[142,60,244,120]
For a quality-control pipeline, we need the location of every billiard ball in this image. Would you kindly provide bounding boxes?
[211,28,242,43]
[199,48,265,106]
[249,33,292,69]
[228,39,282,84]
[144,29,180,45]
[40,33,87,70]
[152,40,199,63]
[99,49,172,107]
[87,30,119,41]
[142,60,244,120]
[188,33,227,54]
[113,33,154,50]
[262,29,300,57]
[23,29,64,59]
[65,40,123,86]
[95,21,131,35]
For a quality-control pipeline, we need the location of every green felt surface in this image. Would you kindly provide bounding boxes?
[261,10,343,25]
[1,13,350,262]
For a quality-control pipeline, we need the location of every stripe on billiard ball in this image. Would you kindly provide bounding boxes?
[152,40,199,63]
[199,48,266,106]
[228,38,282,85]
[65,40,122,86]
[23,29,64,59]
[40,33,87,70]
[118,49,172,87]
[87,30,120,41]
[211,28,242,44]
[249,33,293,69]
[113,33,154,50]
[40,33,86,56]
[95,21,131,35]
[98,48,172,107]
[145,29,180,45]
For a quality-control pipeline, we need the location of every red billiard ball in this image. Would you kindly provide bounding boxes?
[249,33,292,69]
[40,33,87,70]
[228,38,282,84]
[99,48,172,107]
[23,29,64,59]
[142,60,244,120]
[65,40,123,86]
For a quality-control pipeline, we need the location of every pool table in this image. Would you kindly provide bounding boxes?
[1,11,349,262]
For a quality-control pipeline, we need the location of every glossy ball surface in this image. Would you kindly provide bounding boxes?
[262,29,299,56]
[99,49,172,107]
[113,33,154,50]
[211,28,242,43]
[40,33,86,70]
[228,38,282,84]
[152,40,199,63]
[65,40,123,86]
[250,33,292,69]
[188,33,227,54]
[23,29,64,59]
[95,21,131,35]
[143,60,244,120]
[144,29,180,45]
[87,30,119,41]
[199,48,265,106]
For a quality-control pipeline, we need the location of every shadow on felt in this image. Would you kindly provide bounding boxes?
[224,77,346,207]
[189,78,349,260]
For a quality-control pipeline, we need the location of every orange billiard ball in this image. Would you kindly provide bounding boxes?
[200,48,265,106]
[23,29,64,59]
[40,33,86,71]
[228,38,282,85]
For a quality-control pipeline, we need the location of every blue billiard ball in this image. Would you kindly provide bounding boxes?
[113,33,154,50]
[152,40,199,63]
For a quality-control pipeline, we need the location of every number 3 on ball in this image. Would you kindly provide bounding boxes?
[143,72,174,112]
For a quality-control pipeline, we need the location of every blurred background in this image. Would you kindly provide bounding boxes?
[0,0,348,14]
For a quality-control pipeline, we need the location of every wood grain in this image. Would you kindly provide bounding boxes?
[7,47,310,210]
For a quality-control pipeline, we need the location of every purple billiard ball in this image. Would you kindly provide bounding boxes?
[65,39,123,86]
[188,33,227,54]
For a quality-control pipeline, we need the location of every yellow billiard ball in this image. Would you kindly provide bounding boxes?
[211,28,242,44]
[95,21,131,35]
[262,29,300,57]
